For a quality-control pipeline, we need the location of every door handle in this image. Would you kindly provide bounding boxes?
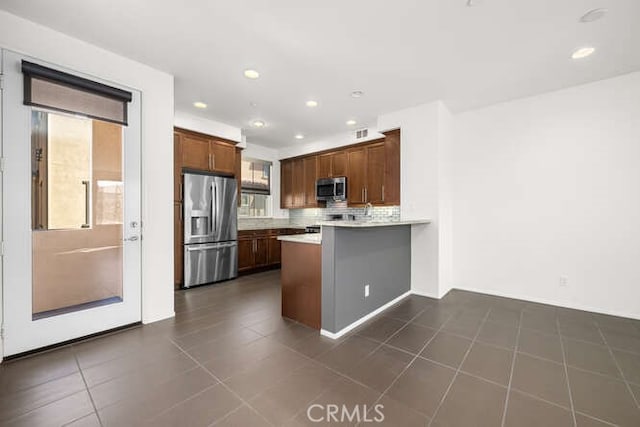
[213,184,218,232]
[82,180,90,228]
[124,236,139,242]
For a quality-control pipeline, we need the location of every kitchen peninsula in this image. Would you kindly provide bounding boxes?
[278,219,430,337]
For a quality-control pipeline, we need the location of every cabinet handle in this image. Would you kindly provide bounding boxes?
[361,188,364,202]
[382,185,385,202]
[212,154,216,170]
[365,187,368,202]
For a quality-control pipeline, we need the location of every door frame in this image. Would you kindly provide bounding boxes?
[0,49,143,358]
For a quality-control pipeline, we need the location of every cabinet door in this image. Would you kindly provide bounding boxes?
[317,154,332,178]
[254,237,269,267]
[384,129,401,205]
[267,235,281,265]
[292,158,305,208]
[280,160,293,208]
[303,156,317,207]
[366,144,386,204]
[182,135,211,171]
[238,238,255,272]
[210,141,236,174]
[174,202,183,287]
[332,151,347,177]
[174,133,182,202]
[347,147,367,205]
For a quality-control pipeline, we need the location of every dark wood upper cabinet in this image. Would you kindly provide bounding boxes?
[181,134,210,171]
[366,143,386,205]
[291,158,305,208]
[210,140,236,174]
[383,129,401,205]
[303,156,318,207]
[347,147,367,205]
[279,129,401,209]
[280,159,293,208]
[332,151,347,177]
[317,153,332,178]
[178,129,237,175]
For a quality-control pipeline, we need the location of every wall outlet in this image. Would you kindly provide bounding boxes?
[364,284,370,297]
[559,275,569,287]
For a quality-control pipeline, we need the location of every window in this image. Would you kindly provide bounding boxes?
[239,158,272,217]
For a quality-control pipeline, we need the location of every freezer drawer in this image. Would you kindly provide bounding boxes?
[183,241,238,288]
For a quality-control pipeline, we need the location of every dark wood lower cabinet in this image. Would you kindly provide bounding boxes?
[268,236,281,265]
[238,228,305,274]
[238,238,255,272]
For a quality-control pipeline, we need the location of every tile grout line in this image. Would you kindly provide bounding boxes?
[596,326,640,409]
[167,337,278,427]
[72,352,104,427]
[426,307,494,427]
[556,318,578,427]
[500,309,524,427]
[362,309,458,426]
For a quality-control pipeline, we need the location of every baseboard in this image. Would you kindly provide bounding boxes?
[454,285,640,321]
[320,291,412,340]
[142,311,175,324]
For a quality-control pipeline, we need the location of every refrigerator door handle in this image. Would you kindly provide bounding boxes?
[186,242,237,252]
[213,183,218,233]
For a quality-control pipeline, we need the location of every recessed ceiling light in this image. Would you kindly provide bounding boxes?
[580,8,607,23]
[305,100,318,108]
[193,101,207,109]
[295,134,304,140]
[346,120,357,126]
[251,120,265,128]
[571,47,595,59]
[350,90,364,98]
[244,69,260,79]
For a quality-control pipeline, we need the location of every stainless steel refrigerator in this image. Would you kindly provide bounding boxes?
[183,172,238,288]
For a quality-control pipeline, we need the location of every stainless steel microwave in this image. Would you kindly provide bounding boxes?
[316,177,347,201]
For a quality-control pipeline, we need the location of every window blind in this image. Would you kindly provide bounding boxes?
[22,60,133,125]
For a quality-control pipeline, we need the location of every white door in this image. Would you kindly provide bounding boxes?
[1,50,142,356]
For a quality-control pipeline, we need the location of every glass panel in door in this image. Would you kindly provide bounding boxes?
[31,110,125,320]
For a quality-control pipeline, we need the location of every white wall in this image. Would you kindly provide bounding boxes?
[378,102,454,298]
[0,10,175,337]
[174,111,242,143]
[453,72,640,319]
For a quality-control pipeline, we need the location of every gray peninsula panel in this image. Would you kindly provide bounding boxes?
[322,225,411,333]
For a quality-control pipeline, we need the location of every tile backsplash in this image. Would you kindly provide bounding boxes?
[288,203,400,226]
[238,203,401,230]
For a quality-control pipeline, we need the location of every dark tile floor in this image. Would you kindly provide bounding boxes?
[1,269,639,426]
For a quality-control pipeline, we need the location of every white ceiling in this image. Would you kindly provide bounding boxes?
[2,0,638,148]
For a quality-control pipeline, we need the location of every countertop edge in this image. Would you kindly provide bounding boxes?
[317,219,431,228]
[277,235,322,245]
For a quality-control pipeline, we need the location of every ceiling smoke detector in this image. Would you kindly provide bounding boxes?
[580,8,608,23]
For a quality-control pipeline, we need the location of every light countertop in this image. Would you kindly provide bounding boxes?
[317,219,431,228]
[238,224,306,231]
[277,234,322,245]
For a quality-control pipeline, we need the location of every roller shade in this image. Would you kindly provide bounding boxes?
[22,60,132,125]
